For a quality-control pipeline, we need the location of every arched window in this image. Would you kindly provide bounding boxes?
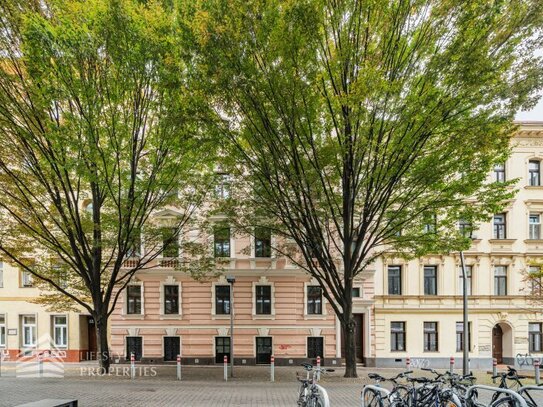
[529,160,541,186]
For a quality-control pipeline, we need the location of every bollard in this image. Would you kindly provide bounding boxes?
[176,354,181,381]
[38,353,43,378]
[406,356,411,371]
[270,355,275,382]
[130,352,135,380]
[535,358,540,385]
[316,356,321,381]
[450,356,455,374]
[0,351,2,378]
[224,355,228,382]
[492,358,497,384]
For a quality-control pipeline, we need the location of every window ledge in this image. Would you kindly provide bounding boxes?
[159,315,182,320]
[524,239,543,244]
[252,315,275,320]
[123,315,145,320]
[525,186,543,190]
[488,239,517,243]
[304,315,327,320]
[212,315,231,320]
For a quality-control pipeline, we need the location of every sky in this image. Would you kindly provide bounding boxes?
[516,97,543,122]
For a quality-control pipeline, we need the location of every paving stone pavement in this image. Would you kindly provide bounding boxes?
[0,364,542,406]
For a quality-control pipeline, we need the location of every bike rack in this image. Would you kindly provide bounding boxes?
[466,385,528,407]
[518,385,543,405]
[361,385,391,407]
[315,384,331,407]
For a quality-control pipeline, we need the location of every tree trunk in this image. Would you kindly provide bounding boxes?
[95,313,110,373]
[342,315,358,378]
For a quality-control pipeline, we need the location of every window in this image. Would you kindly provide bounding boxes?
[424,266,438,295]
[164,285,179,315]
[254,227,271,258]
[0,262,3,288]
[215,285,231,315]
[214,227,231,258]
[494,163,506,183]
[424,322,438,352]
[127,285,142,314]
[493,214,506,239]
[494,266,507,296]
[126,336,142,361]
[423,213,437,234]
[456,322,471,352]
[529,160,541,186]
[530,214,541,240]
[529,266,542,295]
[458,220,473,239]
[307,337,324,358]
[127,231,142,258]
[529,323,543,352]
[388,266,402,295]
[215,173,231,199]
[215,336,230,363]
[0,314,5,347]
[255,285,271,315]
[307,286,323,315]
[352,287,361,298]
[21,270,33,287]
[162,228,179,258]
[458,265,472,295]
[22,315,36,347]
[53,316,67,347]
[391,322,406,351]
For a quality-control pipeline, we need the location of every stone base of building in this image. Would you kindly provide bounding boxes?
[365,357,494,370]
[1,349,85,362]
[117,357,343,366]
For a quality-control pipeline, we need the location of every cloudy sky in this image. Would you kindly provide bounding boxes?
[517,98,543,122]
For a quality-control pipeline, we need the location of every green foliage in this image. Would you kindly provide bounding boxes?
[182,0,543,307]
[0,0,214,314]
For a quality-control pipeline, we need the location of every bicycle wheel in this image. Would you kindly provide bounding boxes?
[307,394,325,407]
[490,396,516,407]
[362,388,385,407]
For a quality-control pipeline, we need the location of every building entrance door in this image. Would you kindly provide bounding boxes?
[163,336,180,361]
[493,324,503,364]
[341,313,364,363]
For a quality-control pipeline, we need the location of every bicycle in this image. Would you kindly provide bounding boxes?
[490,366,541,407]
[296,362,334,407]
[362,371,412,406]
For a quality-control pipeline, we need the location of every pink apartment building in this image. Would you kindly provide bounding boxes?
[109,221,375,365]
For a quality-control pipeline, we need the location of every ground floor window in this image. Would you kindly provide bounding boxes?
[22,315,36,347]
[424,322,438,352]
[215,336,230,364]
[529,323,543,352]
[126,336,142,361]
[307,337,323,359]
[163,336,180,361]
[0,314,5,347]
[391,322,406,351]
[456,322,471,352]
[53,315,67,347]
[256,337,272,364]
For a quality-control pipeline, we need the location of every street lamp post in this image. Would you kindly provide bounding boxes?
[226,275,235,378]
[460,251,470,375]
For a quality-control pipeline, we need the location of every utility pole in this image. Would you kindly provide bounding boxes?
[226,275,235,378]
[460,251,470,375]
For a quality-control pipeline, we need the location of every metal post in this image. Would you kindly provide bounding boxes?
[176,354,181,381]
[406,356,411,371]
[450,356,455,374]
[227,276,235,378]
[316,356,321,381]
[460,251,470,376]
[270,355,275,382]
[130,352,135,380]
[535,358,540,385]
[38,353,43,378]
[223,355,228,382]
[493,358,497,384]
[0,350,2,378]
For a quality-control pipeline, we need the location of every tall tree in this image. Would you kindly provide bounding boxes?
[182,0,543,376]
[0,0,211,370]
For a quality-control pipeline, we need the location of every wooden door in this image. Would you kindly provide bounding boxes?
[341,313,364,362]
[493,325,503,364]
[163,336,180,361]
[256,337,272,364]
[87,316,97,360]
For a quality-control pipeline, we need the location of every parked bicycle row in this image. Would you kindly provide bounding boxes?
[296,364,543,406]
